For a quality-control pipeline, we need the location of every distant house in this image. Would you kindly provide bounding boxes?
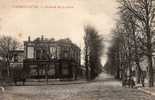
[9,36,81,80]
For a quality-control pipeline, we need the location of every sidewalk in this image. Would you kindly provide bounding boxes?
[138,87,155,96]
[135,80,155,96]
[15,79,88,86]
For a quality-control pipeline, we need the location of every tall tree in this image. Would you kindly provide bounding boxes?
[0,35,20,77]
[84,31,90,80]
[119,0,155,87]
[84,25,104,80]
[121,10,144,84]
[105,10,146,86]
[104,32,122,79]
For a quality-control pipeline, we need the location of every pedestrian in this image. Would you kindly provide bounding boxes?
[130,76,135,88]
[141,71,146,87]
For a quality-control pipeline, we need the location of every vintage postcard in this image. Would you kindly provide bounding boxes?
[0,0,155,100]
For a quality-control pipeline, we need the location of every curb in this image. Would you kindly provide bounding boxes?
[138,88,155,96]
[8,81,88,86]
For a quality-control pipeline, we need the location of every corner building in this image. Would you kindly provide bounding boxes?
[23,36,81,80]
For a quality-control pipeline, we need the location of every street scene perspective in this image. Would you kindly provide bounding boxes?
[1,0,155,100]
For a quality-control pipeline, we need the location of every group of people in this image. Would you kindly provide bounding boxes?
[122,71,146,88]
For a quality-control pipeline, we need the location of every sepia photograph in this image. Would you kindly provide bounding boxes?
[0,0,155,100]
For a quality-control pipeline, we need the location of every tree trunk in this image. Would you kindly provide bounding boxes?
[148,53,154,87]
[145,0,154,87]
[131,20,142,84]
[85,47,89,80]
[116,49,121,79]
[86,65,89,80]
[116,66,120,79]
[136,65,142,84]
[6,58,10,78]
[146,21,154,87]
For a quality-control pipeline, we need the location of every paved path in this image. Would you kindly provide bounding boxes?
[0,73,154,100]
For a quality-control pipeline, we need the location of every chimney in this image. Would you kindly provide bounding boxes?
[28,36,31,42]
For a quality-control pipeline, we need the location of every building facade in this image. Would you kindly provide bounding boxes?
[22,36,81,79]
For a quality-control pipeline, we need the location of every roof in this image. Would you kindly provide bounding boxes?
[24,36,81,51]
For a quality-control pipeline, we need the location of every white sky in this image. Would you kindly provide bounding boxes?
[0,0,119,65]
